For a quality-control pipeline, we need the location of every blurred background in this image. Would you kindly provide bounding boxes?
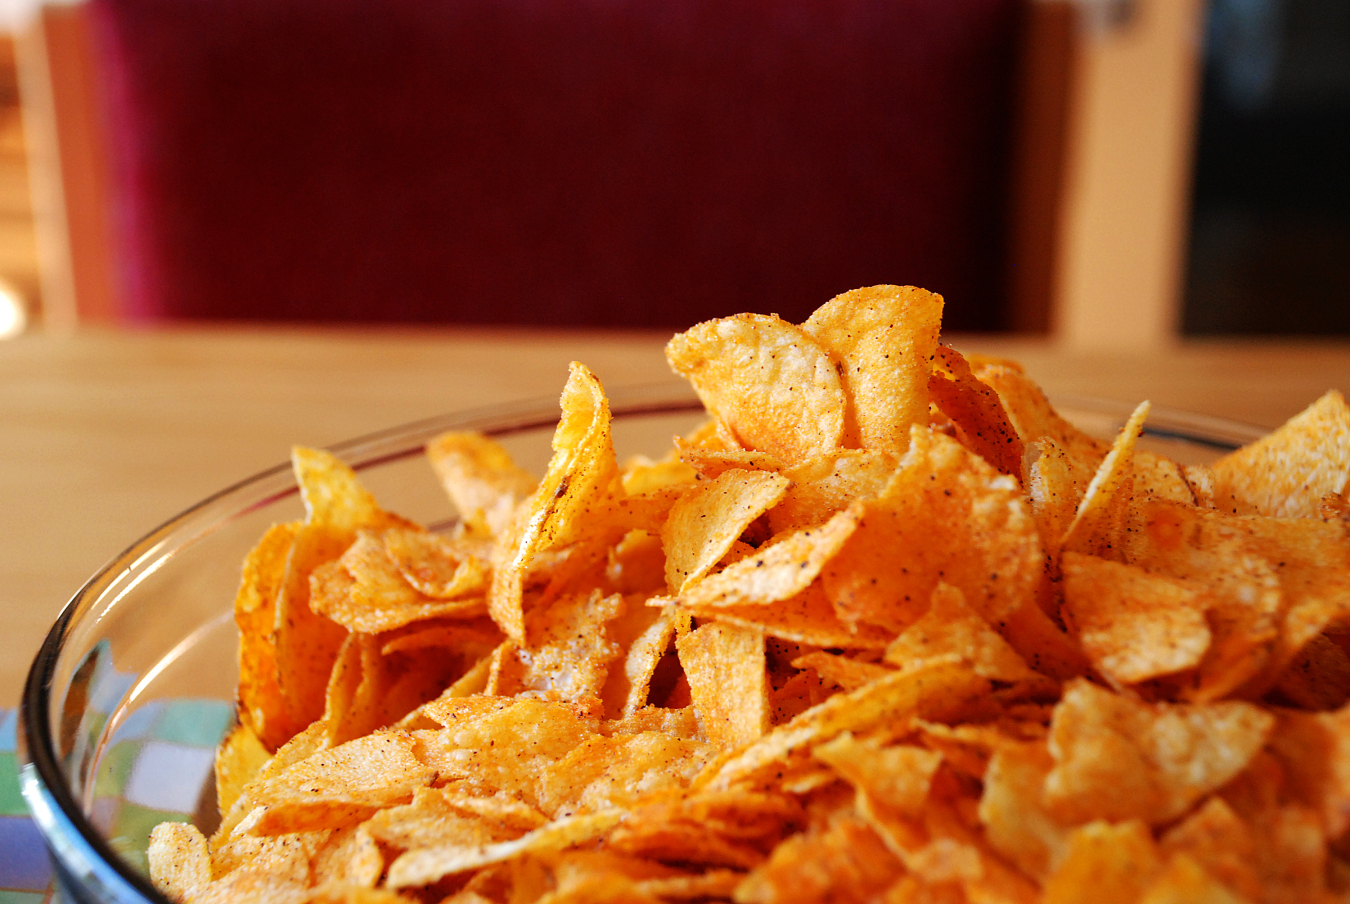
[0,0,1344,343]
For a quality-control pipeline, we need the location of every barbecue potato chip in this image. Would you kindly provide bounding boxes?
[1060,552,1212,688]
[661,468,789,593]
[823,427,1041,634]
[1209,389,1350,519]
[929,344,1024,476]
[677,621,769,749]
[490,362,618,643]
[274,448,411,748]
[666,313,845,464]
[1061,400,1150,560]
[800,284,943,455]
[1044,679,1273,825]
[426,431,538,538]
[678,504,862,609]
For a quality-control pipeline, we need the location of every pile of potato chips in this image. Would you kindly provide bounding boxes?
[149,286,1350,904]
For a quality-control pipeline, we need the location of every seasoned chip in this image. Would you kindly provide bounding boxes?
[496,589,624,706]
[823,427,1041,634]
[883,582,1047,687]
[1061,400,1150,560]
[1044,679,1273,825]
[1060,552,1212,688]
[382,528,491,599]
[490,362,619,644]
[679,583,894,650]
[148,822,211,902]
[387,810,624,889]
[661,468,790,593]
[928,344,1024,476]
[1210,389,1350,519]
[1041,820,1161,904]
[312,533,486,634]
[426,431,539,537]
[800,284,943,454]
[767,449,896,535]
[666,313,846,463]
[214,721,272,818]
[235,520,300,749]
[977,742,1068,881]
[678,504,862,609]
[813,732,943,817]
[677,621,769,749]
[247,729,436,835]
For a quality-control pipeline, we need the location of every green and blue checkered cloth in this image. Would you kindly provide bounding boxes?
[1,699,232,902]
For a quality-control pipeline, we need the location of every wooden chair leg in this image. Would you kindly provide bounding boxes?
[15,2,117,328]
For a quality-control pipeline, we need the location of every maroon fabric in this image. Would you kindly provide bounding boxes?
[88,0,1021,329]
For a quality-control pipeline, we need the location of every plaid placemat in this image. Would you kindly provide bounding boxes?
[1,707,57,903]
[1,699,233,902]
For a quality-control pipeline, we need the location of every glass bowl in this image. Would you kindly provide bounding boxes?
[18,387,1268,904]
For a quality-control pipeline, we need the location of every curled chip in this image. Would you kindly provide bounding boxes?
[153,286,1350,904]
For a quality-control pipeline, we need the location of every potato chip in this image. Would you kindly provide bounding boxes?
[790,651,892,692]
[1209,389,1350,519]
[800,285,943,454]
[679,583,894,650]
[1061,400,1150,560]
[214,720,272,819]
[274,448,408,746]
[677,621,769,749]
[427,431,539,538]
[607,789,802,869]
[813,732,943,818]
[661,468,790,593]
[362,787,518,851]
[1059,552,1212,688]
[1159,797,1262,901]
[823,428,1041,633]
[1044,679,1273,825]
[413,696,600,806]
[978,742,1069,881]
[928,344,1024,476]
[666,313,845,463]
[235,520,300,749]
[704,658,987,792]
[247,729,436,835]
[675,436,785,479]
[605,604,686,718]
[311,534,486,634]
[767,449,896,536]
[496,589,623,706]
[1041,820,1161,904]
[382,527,491,599]
[1138,853,1247,904]
[148,822,211,901]
[883,582,1048,687]
[735,813,904,904]
[1026,437,1079,558]
[311,825,386,889]
[678,504,862,609]
[386,810,624,889]
[536,730,714,817]
[490,362,619,643]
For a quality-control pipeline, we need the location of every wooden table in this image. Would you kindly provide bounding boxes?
[3,326,1350,708]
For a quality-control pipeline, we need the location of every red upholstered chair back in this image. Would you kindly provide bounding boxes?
[86,0,1022,329]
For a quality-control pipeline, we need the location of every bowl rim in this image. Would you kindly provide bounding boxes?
[17,386,1268,902]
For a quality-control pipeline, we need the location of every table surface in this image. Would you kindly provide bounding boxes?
[4,325,1350,713]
